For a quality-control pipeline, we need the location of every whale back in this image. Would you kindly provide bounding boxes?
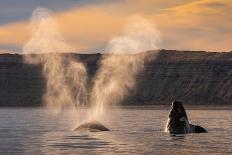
[166,101,192,134]
[74,121,109,132]
[194,125,207,133]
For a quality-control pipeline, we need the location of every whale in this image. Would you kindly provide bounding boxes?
[165,100,207,134]
[74,120,109,132]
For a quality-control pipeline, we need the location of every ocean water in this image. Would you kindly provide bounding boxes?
[0,106,231,155]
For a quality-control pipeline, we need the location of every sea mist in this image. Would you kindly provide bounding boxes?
[23,8,87,109]
[22,8,161,128]
[90,16,161,120]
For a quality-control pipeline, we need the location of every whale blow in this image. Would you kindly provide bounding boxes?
[165,100,207,134]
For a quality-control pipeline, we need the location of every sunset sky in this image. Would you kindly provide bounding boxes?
[0,0,231,53]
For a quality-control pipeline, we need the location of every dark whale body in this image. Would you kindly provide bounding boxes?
[74,120,109,132]
[165,101,207,134]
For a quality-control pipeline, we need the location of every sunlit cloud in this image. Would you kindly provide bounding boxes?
[0,0,231,52]
[155,0,232,51]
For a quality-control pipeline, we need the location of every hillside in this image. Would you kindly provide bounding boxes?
[0,50,232,106]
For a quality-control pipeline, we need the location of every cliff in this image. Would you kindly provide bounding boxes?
[133,50,232,105]
[0,50,232,106]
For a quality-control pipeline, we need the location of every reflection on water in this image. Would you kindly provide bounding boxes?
[0,107,231,154]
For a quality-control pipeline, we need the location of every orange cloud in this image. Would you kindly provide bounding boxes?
[0,0,231,52]
[0,5,129,52]
[154,0,232,51]
[0,21,30,47]
[56,6,128,51]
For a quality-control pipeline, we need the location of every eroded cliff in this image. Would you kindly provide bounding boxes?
[0,50,231,106]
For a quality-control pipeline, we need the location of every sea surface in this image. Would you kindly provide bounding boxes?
[0,106,231,155]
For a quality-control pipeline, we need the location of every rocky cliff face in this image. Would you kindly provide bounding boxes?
[132,50,232,105]
[0,50,231,106]
[0,54,44,106]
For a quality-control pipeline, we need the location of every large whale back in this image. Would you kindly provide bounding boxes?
[166,101,192,134]
[165,100,207,134]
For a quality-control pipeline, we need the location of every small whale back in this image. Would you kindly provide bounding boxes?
[74,121,109,132]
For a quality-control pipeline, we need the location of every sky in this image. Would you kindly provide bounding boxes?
[0,0,231,53]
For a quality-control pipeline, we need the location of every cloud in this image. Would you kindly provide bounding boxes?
[0,4,128,52]
[154,0,232,51]
[0,0,117,24]
[0,21,30,47]
[0,0,231,52]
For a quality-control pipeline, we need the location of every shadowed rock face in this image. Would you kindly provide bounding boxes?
[0,54,44,106]
[165,100,207,134]
[132,50,232,105]
[1,50,232,106]
[74,121,109,132]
